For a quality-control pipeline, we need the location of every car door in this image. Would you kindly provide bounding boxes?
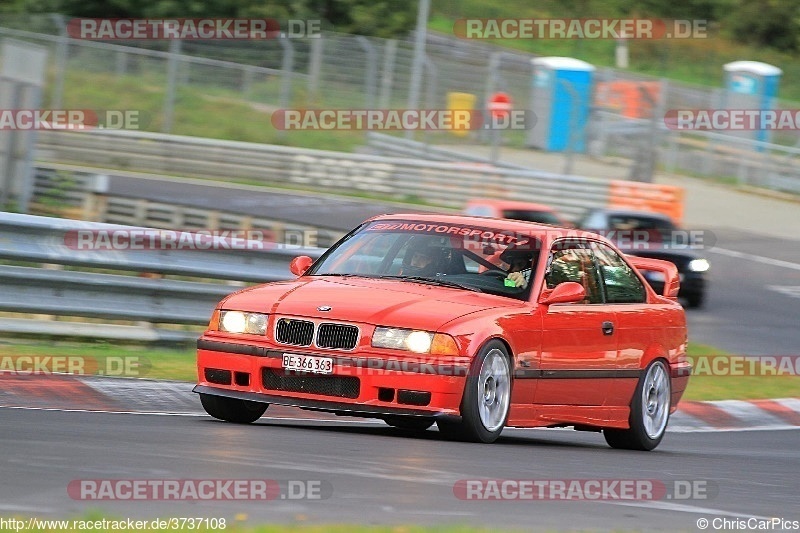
[591,242,679,408]
[534,240,618,406]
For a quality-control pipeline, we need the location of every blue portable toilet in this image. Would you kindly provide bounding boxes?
[527,57,595,152]
[723,61,782,144]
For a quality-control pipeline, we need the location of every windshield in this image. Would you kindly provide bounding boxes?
[308,220,541,301]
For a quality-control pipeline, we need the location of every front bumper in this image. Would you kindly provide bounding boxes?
[194,337,469,418]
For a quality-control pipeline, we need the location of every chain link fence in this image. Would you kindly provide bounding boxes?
[1,14,799,193]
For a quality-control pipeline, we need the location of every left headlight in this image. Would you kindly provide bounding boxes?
[688,258,710,272]
[219,311,268,335]
[372,327,433,353]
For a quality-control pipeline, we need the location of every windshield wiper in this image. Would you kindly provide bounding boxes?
[379,275,482,292]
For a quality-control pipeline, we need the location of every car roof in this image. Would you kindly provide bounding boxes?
[465,199,557,212]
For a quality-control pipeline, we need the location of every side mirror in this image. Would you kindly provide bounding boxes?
[289,255,314,277]
[538,282,586,305]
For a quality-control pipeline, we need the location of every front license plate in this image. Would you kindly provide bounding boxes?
[282,354,334,374]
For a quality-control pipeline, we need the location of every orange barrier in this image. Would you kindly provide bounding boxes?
[595,81,661,119]
[608,180,685,224]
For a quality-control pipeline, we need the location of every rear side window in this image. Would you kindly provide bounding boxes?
[545,242,603,304]
[591,242,647,303]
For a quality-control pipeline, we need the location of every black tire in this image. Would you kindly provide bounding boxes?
[604,360,671,451]
[383,416,435,431]
[437,340,512,443]
[200,393,268,424]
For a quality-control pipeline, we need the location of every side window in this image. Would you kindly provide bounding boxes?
[591,242,647,304]
[545,242,603,304]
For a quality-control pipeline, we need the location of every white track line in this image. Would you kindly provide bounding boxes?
[711,247,800,272]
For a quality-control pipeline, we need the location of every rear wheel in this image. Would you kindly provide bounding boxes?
[437,340,512,443]
[200,393,268,424]
[604,360,671,451]
[383,416,435,431]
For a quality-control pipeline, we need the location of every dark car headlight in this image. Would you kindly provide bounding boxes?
[687,259,710,272]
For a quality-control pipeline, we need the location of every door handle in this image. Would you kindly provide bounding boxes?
[602,321,614,336]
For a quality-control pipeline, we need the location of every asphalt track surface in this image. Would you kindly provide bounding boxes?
[1,407,798,530]
[108,174,800,356]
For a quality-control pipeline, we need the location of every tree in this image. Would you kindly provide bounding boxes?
[724,0,800,52]
[20,0,418,37]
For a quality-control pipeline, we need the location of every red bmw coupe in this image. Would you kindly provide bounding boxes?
[195,214,691,450]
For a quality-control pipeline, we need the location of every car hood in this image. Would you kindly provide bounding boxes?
[221,276,515,330]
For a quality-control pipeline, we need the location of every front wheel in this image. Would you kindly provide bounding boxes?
[438,340,512,443]
[604,360,671,451]
[200,393,268,424]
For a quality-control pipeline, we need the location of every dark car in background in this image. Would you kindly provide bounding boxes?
[464,199,574,227]
[579,209,709,308]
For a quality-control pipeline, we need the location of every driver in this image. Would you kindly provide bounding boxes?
[501,249,535,288]
[400,241,441,277]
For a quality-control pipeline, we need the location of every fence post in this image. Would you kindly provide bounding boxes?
[307,34,323,101]
[162,38,181,134]
[378,39,397,109]
[49,14,68,110]
[559,79,578,176]
[356,36,377,109]
[279,37,295,109]
[405,0,431,139]
[421,56,438,149]
[483,52,502,145]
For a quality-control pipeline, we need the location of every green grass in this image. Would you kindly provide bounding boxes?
[1,340,797,401]
[54,70,366,152]
[681,343,800,401]
[0,340,198,382]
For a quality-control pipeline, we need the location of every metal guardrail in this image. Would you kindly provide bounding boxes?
[0,212,324,342]
[30,163,347,247]
[35,129,612,220]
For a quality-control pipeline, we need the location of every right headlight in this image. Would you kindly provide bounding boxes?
[219,311,268,335]
[371,327,459,355]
